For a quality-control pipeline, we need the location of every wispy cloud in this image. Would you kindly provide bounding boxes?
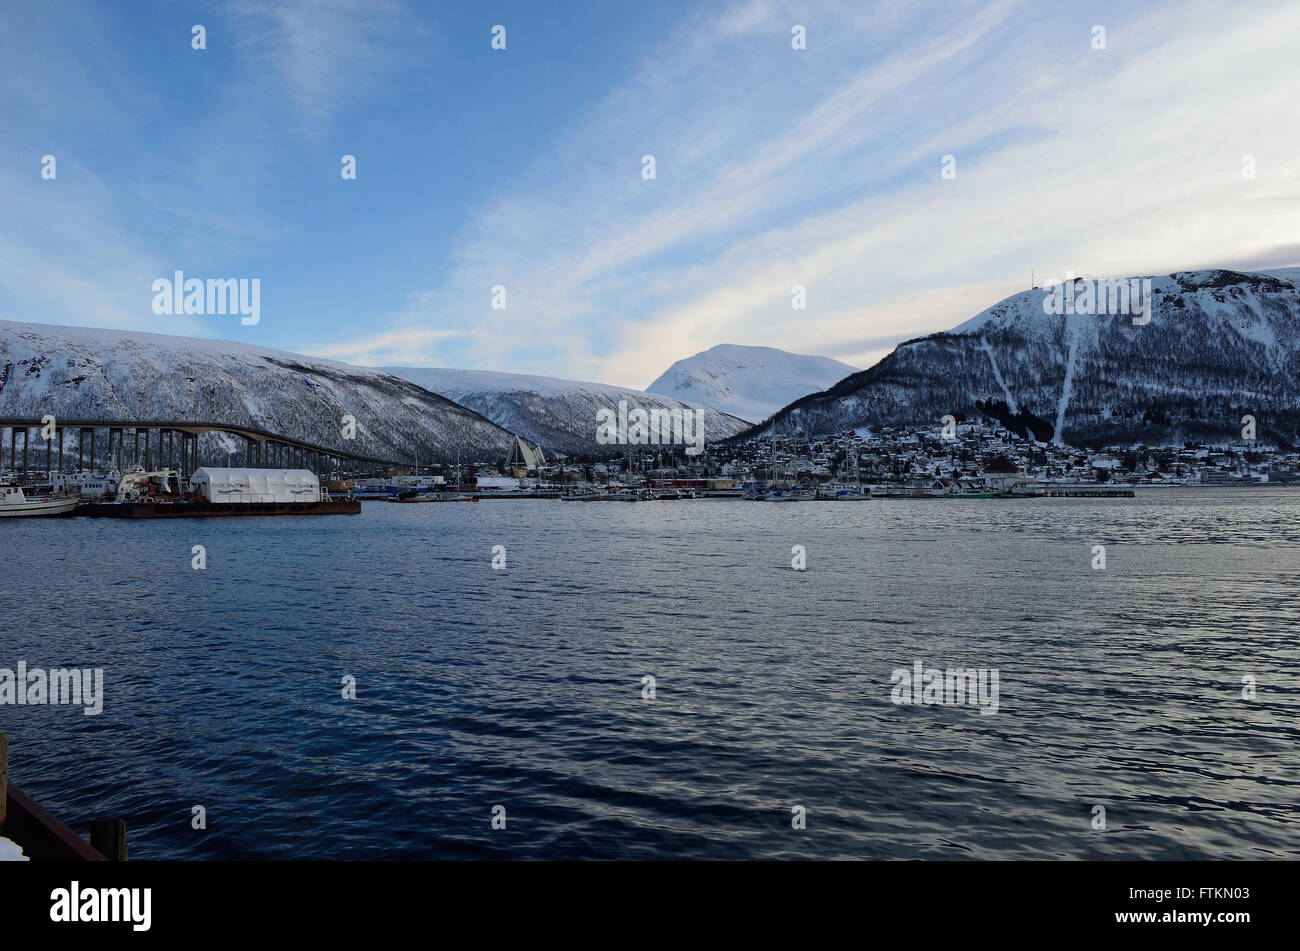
[5,0,1298,390]
[223,0,416,132]
[329,0,1300,386]
[0,0,418,335]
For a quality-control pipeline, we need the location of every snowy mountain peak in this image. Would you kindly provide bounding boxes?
[646,344,857,423]
[738,268,1300,449]
[0,319,515,464]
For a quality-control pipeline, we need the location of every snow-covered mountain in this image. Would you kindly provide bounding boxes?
[646,344,857,423]
[735,270,1300,448]
[0,320,515,464]
[383,366,750,457]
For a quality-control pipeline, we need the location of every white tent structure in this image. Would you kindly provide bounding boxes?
[189,468,320,504]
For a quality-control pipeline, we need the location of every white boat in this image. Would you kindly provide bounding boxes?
[115,466,182,502]
[561,489,605,501]
[48,469,120,499]
[0,484,80,518]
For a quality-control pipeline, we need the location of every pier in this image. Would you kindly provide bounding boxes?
[1034,487,1136,498]
[1,734,122,861]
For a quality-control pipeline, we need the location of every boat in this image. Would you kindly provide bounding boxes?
[821,452,871,499]
[391,488,437,502]
[757,484,803,501]
[751,425,816,500]
[114,466,182,502]
[940,477,1004,499]
[393,489,475,502]
[0,484,80,518]
[349,478,399,500]
[390,451,479,501]
[77,497,361,517]
[561,489,605,501]
[48,469,120,499]
[78,468,361,517]
[820,482,871,500]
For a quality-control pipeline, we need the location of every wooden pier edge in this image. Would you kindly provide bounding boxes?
[0,734,121,861]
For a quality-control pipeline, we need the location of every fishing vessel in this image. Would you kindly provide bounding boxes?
[390,487,436,502]
[820,482,871,500]
[937,477,1004,499]
[821,450,871,499]
[762,485,803,501]
[392,488,475,502]
[390,455,476,501]
[561,488,605,501]
[349,478,399,499]
[0,484,80,518]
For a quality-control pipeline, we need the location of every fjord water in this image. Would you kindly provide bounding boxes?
[2,489,1298,860]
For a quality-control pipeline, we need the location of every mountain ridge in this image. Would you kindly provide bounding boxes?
[733,269,1300,449]
[0,319,750,464]
[383,365,750,457]
[0,319,515,464]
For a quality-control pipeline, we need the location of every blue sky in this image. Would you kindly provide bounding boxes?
[2,0,1298,387]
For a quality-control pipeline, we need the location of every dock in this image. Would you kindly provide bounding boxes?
[1,734,123,861]
[1033,487,1136,498]
[457,491,560,500]
[872,486,1136,499]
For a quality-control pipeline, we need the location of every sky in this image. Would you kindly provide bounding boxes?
[1,0,1298,389]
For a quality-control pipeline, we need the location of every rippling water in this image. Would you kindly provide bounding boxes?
[2,488,1298,859]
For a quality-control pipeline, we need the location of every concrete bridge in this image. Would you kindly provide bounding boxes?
[0,418,405,484]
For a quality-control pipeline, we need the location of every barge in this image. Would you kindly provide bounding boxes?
[77,467,360,517]
[78,498,360,517]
